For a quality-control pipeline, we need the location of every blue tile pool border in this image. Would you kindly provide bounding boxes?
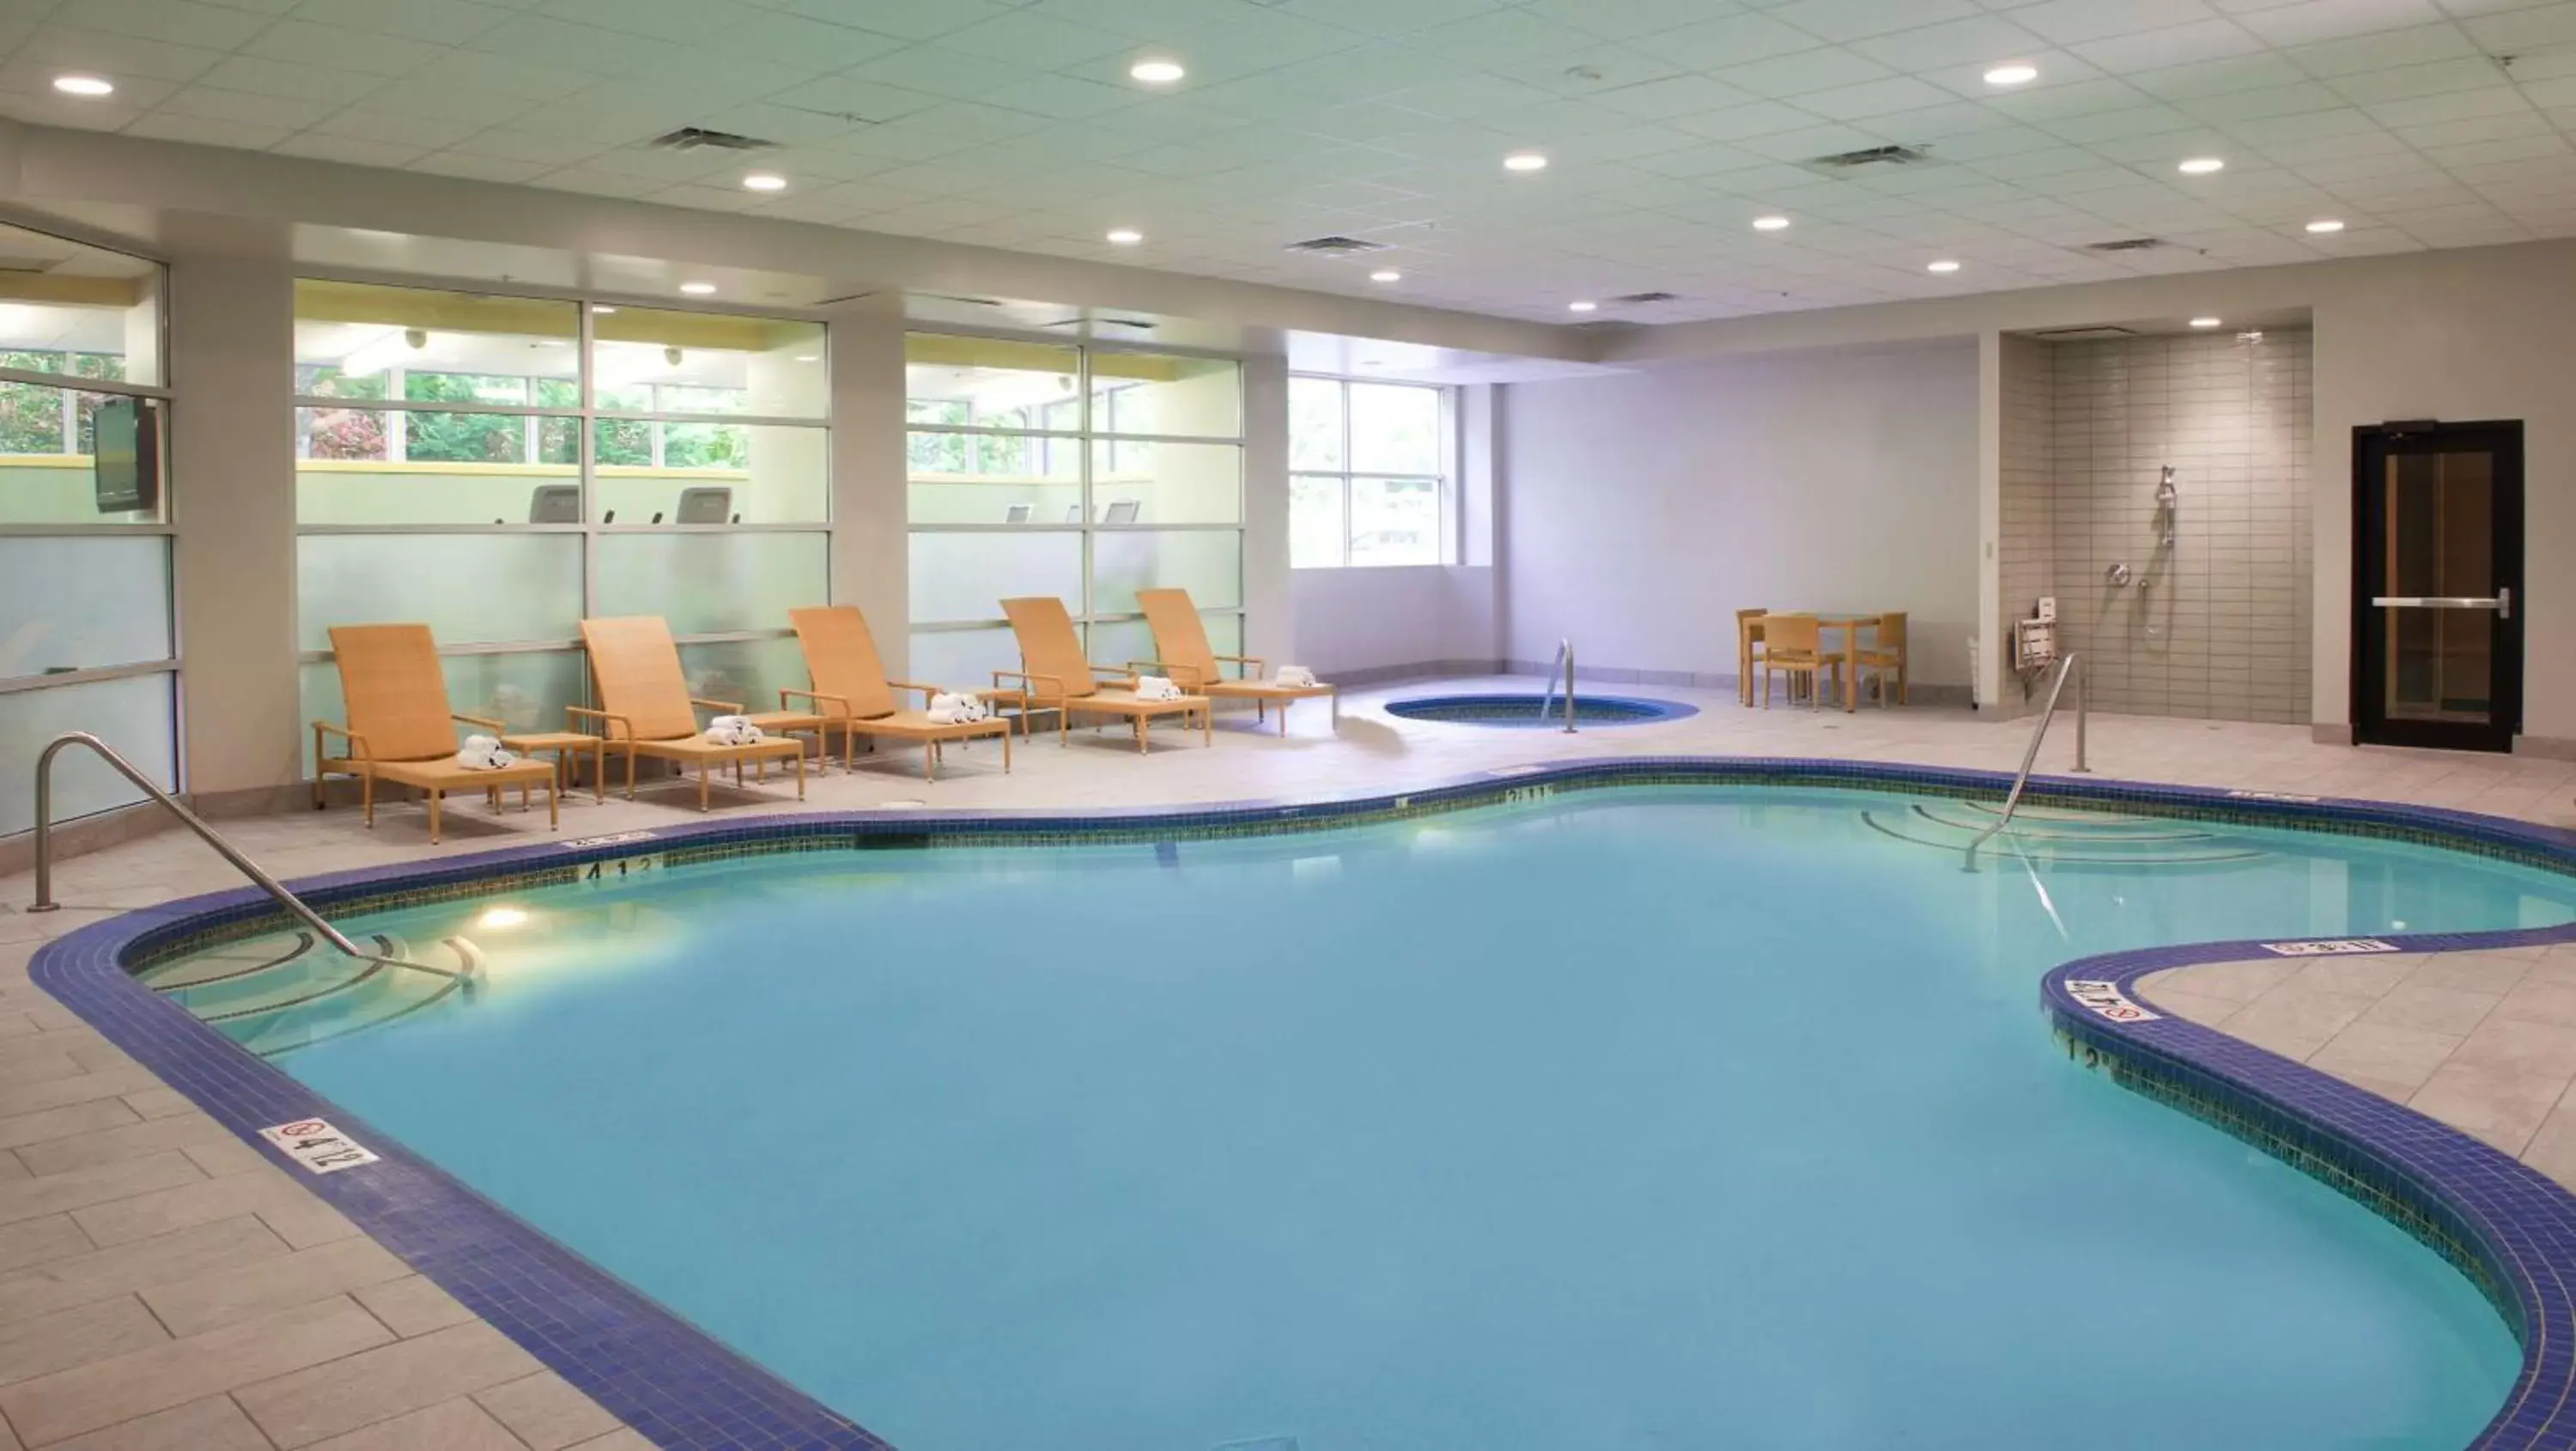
[25,757,2576,1451]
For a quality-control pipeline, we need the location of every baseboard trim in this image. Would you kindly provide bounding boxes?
[2516,735,2576,762]
[2312,723,2357,746]
[1325,659,1506,688]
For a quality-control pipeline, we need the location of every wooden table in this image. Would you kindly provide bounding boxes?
[1815,614,1883,713]
[498,730,607,803]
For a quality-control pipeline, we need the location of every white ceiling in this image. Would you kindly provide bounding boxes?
[3,0,2573,325]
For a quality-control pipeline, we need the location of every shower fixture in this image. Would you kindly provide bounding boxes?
[2154,465,2178,546]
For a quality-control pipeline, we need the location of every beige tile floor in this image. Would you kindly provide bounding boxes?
[0,674,2572,1448]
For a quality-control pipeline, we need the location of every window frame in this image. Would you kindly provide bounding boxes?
[1287,373,1455,569]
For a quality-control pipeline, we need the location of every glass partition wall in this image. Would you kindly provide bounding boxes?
[293,282,827,762]
[904,334,1243,684]
[0,224,173,837]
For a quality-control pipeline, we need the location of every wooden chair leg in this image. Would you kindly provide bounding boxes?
[696,760,710,812]
[1002,726,1012,774]
[547,779,559,830]
[361,770,375,828]
[427,789,442,844]
[793,750,805,799]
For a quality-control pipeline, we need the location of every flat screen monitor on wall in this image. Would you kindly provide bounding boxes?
[91,398,160,515]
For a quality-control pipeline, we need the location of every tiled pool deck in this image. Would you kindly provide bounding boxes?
[3,675,2576,1449]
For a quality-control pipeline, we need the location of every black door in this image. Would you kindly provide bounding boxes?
[2353,421,2524,751]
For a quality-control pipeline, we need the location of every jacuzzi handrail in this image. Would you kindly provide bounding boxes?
[1534,639,1577,732]
[27,732,467,984]
[1965,654,2090,868]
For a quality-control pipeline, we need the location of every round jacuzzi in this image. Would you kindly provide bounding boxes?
[1384,692,1699,727]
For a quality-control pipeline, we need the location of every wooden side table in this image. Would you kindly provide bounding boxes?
[499,731,608,804]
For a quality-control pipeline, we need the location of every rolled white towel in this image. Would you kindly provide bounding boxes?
[453,741,518,770]
[703,715,764,745]
[1133,675,1184,703]
[1274,665,1318,688]
[927,692,969,725]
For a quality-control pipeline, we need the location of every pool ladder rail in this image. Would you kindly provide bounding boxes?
[1533,638,1577,732]
[27,732,474,988]
[1965,654,2090,871]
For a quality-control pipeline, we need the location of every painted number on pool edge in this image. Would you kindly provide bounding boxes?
[2064,980,2160,1023]
[580,853,665,884]
[259,1119,380,1175]
[2260,938,2398,957]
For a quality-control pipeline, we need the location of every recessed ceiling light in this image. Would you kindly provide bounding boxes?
[741,172,787,192]
[2189,316,2222,328]
[1984,64,2038,87]
[1370,269,1401,282]
[1927,259,1961,273]
[1129,58,1185,84]
[2306,218,2345,234]
[1567,300,1597,313]
[2178,156,2225,175]
[794,354,820,362]
[52,74,113,97]
[1105,228,1144,246]
[1503,151,1548,173]
[592,306,618,314]
[1753,215,1790,231]
[679,282,717,295]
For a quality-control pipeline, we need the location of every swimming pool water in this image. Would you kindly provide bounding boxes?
[184,788,2576,1449]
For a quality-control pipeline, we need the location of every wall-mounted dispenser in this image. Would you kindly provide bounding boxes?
[2154,465,2178,547]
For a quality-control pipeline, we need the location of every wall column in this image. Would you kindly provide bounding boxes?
[170,254,299,810]
[1241,350,1290,665]
[826,298,907,673]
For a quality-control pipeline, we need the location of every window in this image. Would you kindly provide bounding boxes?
[1289,376,1449,568]
[0,223,173,837]
[904,335,1243,683]
[291,282,829,760]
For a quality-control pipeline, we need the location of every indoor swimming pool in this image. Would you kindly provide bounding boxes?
[130,785,2576,1449]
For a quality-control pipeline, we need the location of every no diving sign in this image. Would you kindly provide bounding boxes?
[2064,979,2160,1023]
[260,1119,380,1175]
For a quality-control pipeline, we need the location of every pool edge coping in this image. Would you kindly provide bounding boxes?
[25,757,2576,1451]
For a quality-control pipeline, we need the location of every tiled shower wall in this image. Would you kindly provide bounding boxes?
[2005,330,2312,724]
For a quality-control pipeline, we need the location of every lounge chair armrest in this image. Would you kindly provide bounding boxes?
[990,669,1065,700]
[451,712,506,732]
[311,720,368,761]
[1089,663,1139,687]
[884,679,944,705]
[566,705,636,742]
[779,688,851,716]
[689,696,744,717]
[1127,658,1205,689]
[1213,653,1264,681]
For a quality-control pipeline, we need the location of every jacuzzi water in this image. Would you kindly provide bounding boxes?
[149,787,2576,1450]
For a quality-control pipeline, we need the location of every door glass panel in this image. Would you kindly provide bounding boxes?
[2379,451,2494,725]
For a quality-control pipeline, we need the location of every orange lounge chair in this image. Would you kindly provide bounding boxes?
[995,596,1211,752]
[313,623,559,844]
[574,616,809,810]
[1133,586,1336,736]
[774,604,1012,781]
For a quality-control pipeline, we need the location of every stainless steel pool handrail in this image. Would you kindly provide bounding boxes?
[1965,654,2090,869]
[28,732,467,983]
[1534,639,1577,733]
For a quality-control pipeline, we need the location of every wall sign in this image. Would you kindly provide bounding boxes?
[2064,979,2160,1023]
[2261,938,2397,957]
[260,1119,380,1175]
[2226,789,2324,804]
[562,830,659,850]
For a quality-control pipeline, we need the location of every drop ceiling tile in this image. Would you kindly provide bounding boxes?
[765,74,942,124]
[1846,14,2054,69]
[2175,78,2352,117]
[16,25,228,82]
[1382,72,1559,120]
[706,13,906,70]
[2005,0,2227,47]
[1797,76,1960,118]
[311,106,482,149]
[2366,83,2537,124]
[153,85,337,130]
[2397,108,2554,144]
[1713,46,1896,98]
[935,9,1135,69]
[1405,6,1599,65]
[123,111,288,147]
[841,45,1031,101]
[1766,0,1987,43]
[72,0,276,50]
[285,0,515,45]
[2464,3,2576,49]
[2327,58,2516,103]
[2232,0,2451,45]
[1644,12,1826,70]
[2036,100,2200,138]
[404,49,601,102]
[776,0,1005,41]
[1987,75,2160,117]
[195,54,386,106]
[0,88,147,131]
[1485,43,1686,98]
[2281,22,2482,75]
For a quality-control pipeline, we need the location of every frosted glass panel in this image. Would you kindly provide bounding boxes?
[298,534,581,651]
[909,531,1081,624]
[299,650,586,773]
[677,637,807,713]
[596,533,827,635]
[1088,618,1156,673]
[1090,440,1240,525]
[1091,531,1242,614]
[1092,354,1240,438]
[0,673,174,836]
[0,537,171,679]
[908,628,1021,690]
[908,431,1078,525]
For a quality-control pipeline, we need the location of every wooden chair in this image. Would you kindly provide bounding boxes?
[778,604,1012,781]
[1133,586,1334,736]
[1759,614,1839,710]
[313,623,559,844]
[1856,610,1908,707]
[996,596,1211,752]
[1736,607,1768,707]
[574,616,809,810]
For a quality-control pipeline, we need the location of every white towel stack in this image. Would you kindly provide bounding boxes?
[1133,675,1184,702]
[927,692,991,725]
[454,734,519,770]
[704,715,766,745]
[1274,665,1318,688]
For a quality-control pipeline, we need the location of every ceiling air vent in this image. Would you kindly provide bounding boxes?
[1607,291,1680,305]
[2085,237,2166,252]
[1284,235,1389,255]
[2032,325,2141,341]
[1804,143,1933,172]
[646,126,775,152]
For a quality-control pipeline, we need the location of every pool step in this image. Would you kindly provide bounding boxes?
[1860,801,2267,865]
[137,929,476,1057]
